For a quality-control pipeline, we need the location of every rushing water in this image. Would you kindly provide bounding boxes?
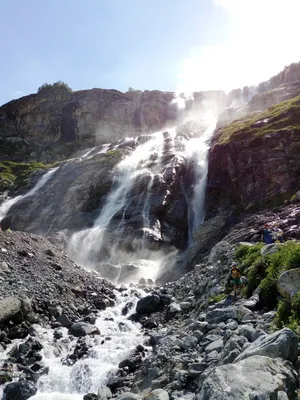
[0,287,145,400]
[0,167,59,223]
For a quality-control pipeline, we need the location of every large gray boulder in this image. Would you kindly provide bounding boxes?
[206,306,253,324]
[235,328,298,363]
[208,241,234,266]
[0,297,22,323]
[116,393,142,400]
[197,355,298,400]
[277,268,300,301]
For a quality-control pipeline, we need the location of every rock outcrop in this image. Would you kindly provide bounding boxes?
[206,94,300,219]
[0,87,225,162]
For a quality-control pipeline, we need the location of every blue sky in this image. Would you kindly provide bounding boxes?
[1,0,300,105]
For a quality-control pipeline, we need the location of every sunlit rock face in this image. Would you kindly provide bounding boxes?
[0,87,226,162]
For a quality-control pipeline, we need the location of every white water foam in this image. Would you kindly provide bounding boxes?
[0,288,146,400]
[0,167,59,222]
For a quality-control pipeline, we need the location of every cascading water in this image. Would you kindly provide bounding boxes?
[67,131,167,282]
[0,288,146,400]
[184,111,217,242]
[0,167,59,222]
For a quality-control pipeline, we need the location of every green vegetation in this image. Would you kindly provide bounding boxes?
[217,94,300,144]
[0,161,56,192]
[37,81,72,93]
[235,241,300,335]
[208,293,226,304]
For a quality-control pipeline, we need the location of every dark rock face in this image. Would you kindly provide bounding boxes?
[206,121,300,219]
[0,87,226,162]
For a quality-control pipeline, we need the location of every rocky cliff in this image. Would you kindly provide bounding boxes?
[0,86,225,162]
[206,94,300,219]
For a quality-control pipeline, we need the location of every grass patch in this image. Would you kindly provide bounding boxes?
[235,241,300,335]
[0,161,56,192]
[208,293,226,304]
[216,94,300,144]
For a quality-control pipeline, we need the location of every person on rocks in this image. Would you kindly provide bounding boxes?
[272,223,284,243]
[230,262,243,297]
[261,223,273,244]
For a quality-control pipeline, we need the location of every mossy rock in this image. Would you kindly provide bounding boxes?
[215,94,300,144]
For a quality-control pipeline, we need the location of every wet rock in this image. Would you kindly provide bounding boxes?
[197,355,298,400]
[118,264,139,282]
[116,392,142,400]
[4,379,37,400]
[235,328,298,363]
[277,268,300,301]
[136,295,161,314]
[0,296,22,323]
[69,322,100,337]
[83,394,97,400]
[97,386,113,400]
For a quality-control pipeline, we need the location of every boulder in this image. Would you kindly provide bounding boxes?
[4,380,37,400]
[0,261,10,273]
[261,243,279,257]
[68,322,100,337]
[208,241,234,266]
[116,393,142,400]
[147,389,170,400]
[197,355,298,400]
[97,386,113,400]
[0,296,22,323]
[277,268,300,301]
[136,295,161,314]
[235,328,298,363]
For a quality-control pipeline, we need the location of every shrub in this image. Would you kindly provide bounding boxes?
[38,81,72,93]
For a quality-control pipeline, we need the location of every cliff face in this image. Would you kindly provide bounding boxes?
[0,87,226,162]
[206,94,300,218]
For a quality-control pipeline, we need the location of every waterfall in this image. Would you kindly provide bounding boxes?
[0,167,59,223]
[67,131,167,281]
[185,111,217,241]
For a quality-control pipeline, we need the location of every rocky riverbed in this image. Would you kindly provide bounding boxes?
[0,230,299,400]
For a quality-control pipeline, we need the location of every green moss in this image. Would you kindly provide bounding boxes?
[216,94,300,144]
[235,241,300,325]
[0,161,56,192]
[208,293,226,304]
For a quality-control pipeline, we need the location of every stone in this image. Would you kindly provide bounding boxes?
[83,394,97,400]
[0,296,22,323]
[181,335,198,350]
[97,386,113,400]
[226,321,238,330]
[261,243,279,257]
[179,301,192,311]
[197,355,298,400]
[116,393,142,400]
[208,241,234,265]
[4,379,37,400]
[69,322,100,337]
[169,302,181,313]
[57,314,72,328]
[147,389,169,400]
[277,268,300,301]
[235,328,298,363]
[205,338,224,353]
[136,295,161,314]
[206,307,237,324]
[0,261,10,273]
[238,324,256,342]
[188,363,208,377]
